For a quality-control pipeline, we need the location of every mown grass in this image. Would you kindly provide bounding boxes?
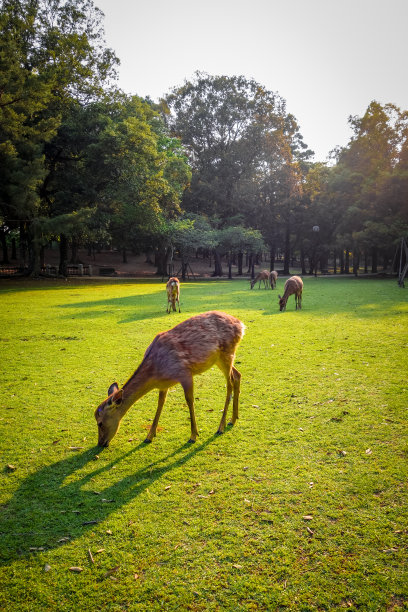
[0,276,407,611]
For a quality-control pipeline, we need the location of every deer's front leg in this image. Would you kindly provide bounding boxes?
[182,380,198,443]
[145,389,168,443]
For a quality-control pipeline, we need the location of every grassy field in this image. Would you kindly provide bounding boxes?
[0,276,407,611]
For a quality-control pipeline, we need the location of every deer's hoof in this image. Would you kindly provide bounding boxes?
[188,438,196,444]
[144,438,152,444]
[216,429,224,436]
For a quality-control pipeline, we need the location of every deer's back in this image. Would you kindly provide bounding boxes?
[146,311,244,378]
[285,275,303,293]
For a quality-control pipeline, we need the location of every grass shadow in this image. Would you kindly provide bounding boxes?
[0,433,220,565]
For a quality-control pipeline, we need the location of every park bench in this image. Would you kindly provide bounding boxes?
[99,267,116,276]
[0,266,25,277]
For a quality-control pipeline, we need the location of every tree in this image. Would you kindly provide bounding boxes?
[164,72,312,274]
[164,72,287,222]
[0,0,119,273]
[328,102,408,272]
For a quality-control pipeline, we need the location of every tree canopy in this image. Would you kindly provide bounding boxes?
[1,3,407,276]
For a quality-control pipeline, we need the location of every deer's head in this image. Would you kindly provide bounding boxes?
[278,295,286,311]
[95,382,123,447]
[249,279,256,290]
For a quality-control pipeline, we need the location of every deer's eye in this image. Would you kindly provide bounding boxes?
[98,422,103,429]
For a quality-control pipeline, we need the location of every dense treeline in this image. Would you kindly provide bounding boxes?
[1,0,407,276]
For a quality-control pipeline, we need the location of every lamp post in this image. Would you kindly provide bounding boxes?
[312,225,320,277]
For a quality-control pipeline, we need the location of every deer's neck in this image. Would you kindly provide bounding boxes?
[283,286,292,301]
[117,365,154,418]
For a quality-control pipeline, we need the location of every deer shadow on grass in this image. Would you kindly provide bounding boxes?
[0,432,223,565]
[56,281,257,324]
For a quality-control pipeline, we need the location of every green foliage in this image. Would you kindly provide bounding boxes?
[326,102,408,254]
[0,0,120,271]
[0,277,407,610]
[164,72,314,274]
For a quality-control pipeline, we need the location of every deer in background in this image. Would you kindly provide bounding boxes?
[279,275,303,311]
[269,270,278,289]
[166,277,180,313]
[250,269,270,289]
[95,311,245,447]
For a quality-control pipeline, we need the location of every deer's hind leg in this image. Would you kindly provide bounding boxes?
[229,366,241,426]
[216,355,240,434]
[181,378,199,443]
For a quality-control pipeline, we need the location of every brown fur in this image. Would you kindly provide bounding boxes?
[278,275,303,311]
[269,270,278,289]
[166,277,180,313]
[95,311,245,447]
[250,269,269,289]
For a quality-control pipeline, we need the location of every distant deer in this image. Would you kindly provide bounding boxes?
[269,270,278,289]
[95,311,245,447]
[278,276,303,311]
[250,269,270,289]
[166,277,180,313]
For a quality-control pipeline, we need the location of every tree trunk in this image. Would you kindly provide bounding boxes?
[11,237,17,260]
[269,245,275,272]
[19,222,27,268]
[320,250,328,273]
[371,247,378,273]
[145,250,153,264]
[212,249,223,277]
[181,258,188,281]
[27,220,41,276]
[344,249,350,274]
[300,250,306,275]
[0,227,9,264]
[353,249,360,276]
[237,252,243,275]
[155,245,171,277]
[228,254,232,279]
[247,252,252,274]
[340,249,345,274]
[308,254,314,275]
[70,238,80,264]
[333,250,337,274]
[283,225,290,275]
[59,233,68,276]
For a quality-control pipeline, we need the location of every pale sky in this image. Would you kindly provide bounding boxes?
[95,0,408,162]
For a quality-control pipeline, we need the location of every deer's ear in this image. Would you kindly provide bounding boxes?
[107,389,123,408]
[278,295,282,299]
[108,382,119,396]
[112,389,123,406]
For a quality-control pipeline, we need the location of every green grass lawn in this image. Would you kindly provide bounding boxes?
[0,276,407,611]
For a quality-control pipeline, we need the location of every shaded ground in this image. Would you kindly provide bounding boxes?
[43,248,281,279]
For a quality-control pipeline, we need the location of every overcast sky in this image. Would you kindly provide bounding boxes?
[95,0,408,162]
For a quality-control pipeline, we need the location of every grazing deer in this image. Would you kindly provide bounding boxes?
[250,269,270,289]
[269,270,278,289]
[95,311,245,447]
[278,275,303,311]
[166,277,180,313]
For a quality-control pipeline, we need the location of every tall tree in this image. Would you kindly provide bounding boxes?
[0,0,118,272]
[164,72,286,222]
